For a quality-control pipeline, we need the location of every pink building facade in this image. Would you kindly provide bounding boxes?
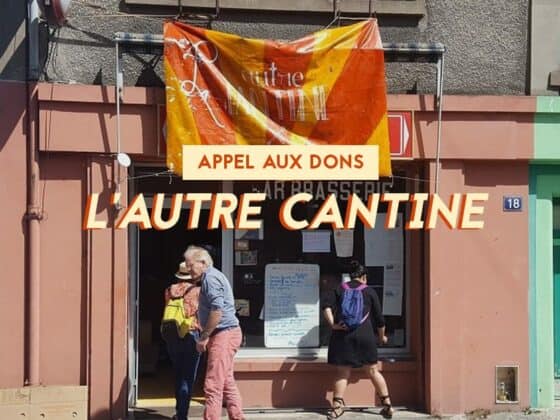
[0,81,534,418]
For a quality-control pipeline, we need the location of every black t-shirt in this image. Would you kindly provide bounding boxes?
[321,280,385,329]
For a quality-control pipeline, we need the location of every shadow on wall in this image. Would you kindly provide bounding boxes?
[413,110,533,163]
[0,2,26,81]
[0,82,27,153]
[90,376,128,420]
[268,330,361,411]
[269,359,330,412]
[268,361,363,412]
[129,407,171,419]
[463,160,529,188]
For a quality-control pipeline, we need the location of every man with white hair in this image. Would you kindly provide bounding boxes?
[184,245,244,420]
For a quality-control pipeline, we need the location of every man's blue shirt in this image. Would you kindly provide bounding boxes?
[199,266,239,330]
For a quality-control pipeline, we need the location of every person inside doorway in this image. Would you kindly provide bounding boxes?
[162,262,202,420]
[322,260,394,419]
[184,245,245,420]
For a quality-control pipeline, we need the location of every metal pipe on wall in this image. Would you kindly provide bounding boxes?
[27,0,40,79]
[25,0,42,386]
[434,54,445,194]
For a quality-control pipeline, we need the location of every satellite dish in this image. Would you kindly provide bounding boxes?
[42,0,72,27]
[117,153,131,168]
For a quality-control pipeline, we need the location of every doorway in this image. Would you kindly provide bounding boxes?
[136,206,221,405]
[128,170,225,408]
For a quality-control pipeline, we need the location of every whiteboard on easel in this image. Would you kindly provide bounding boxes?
[264,264,320,348]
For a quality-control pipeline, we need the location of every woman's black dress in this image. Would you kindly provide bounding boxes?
[322,280,385,367]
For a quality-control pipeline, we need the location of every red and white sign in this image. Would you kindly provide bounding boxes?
[158,106,413,159]
[388,111,413,159]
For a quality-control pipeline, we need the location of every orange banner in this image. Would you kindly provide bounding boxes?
[164,20,391,177]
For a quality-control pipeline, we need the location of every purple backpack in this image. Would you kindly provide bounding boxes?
[340,283,369,330]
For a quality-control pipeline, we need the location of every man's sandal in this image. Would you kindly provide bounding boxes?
[326,396,346,419]
[379,395,394,419]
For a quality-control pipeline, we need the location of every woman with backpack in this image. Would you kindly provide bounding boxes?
[162,261,202,420]
[322,260,394,419]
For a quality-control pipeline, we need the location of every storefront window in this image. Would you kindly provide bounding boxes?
[232,179,409,353]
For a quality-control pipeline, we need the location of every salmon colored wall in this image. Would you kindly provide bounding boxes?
[39,155,86,385]
[39,102,158,155]
[38,84,162,156]
[386,94,535,160]
[427,161,529,414]
[414,112,533,160]
[86,158,129,420]
[19,151,129,419]
[38,85,536,163]
[13,84,535,417]
[0,81,27,388]
[234,361,420,408]
[32,84,133,419]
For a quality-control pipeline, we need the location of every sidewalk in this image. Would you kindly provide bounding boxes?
[131,404,560,420]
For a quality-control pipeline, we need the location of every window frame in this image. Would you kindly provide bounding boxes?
[230,180,414,359]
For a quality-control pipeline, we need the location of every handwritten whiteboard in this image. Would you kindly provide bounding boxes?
[264,264,320,348]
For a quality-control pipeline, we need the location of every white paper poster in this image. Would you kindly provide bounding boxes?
[333,229,354,257]
[264,264,320,348]
[364,213,403,266]
[364,213,404,316]
[381,263,403,316]
[302,230,331,253]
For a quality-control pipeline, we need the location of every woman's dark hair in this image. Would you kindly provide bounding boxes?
[349,260,367,279]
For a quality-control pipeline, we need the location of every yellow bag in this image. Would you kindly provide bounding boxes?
[161,297,194,340]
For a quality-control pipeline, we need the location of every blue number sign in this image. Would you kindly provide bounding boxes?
[503,196,523,212]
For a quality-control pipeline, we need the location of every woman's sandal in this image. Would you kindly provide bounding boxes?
[326,396,346,419]
[379,395,394,419]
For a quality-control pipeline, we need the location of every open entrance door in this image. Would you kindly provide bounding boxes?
[127,171,225,411]
[136,206,220,406]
